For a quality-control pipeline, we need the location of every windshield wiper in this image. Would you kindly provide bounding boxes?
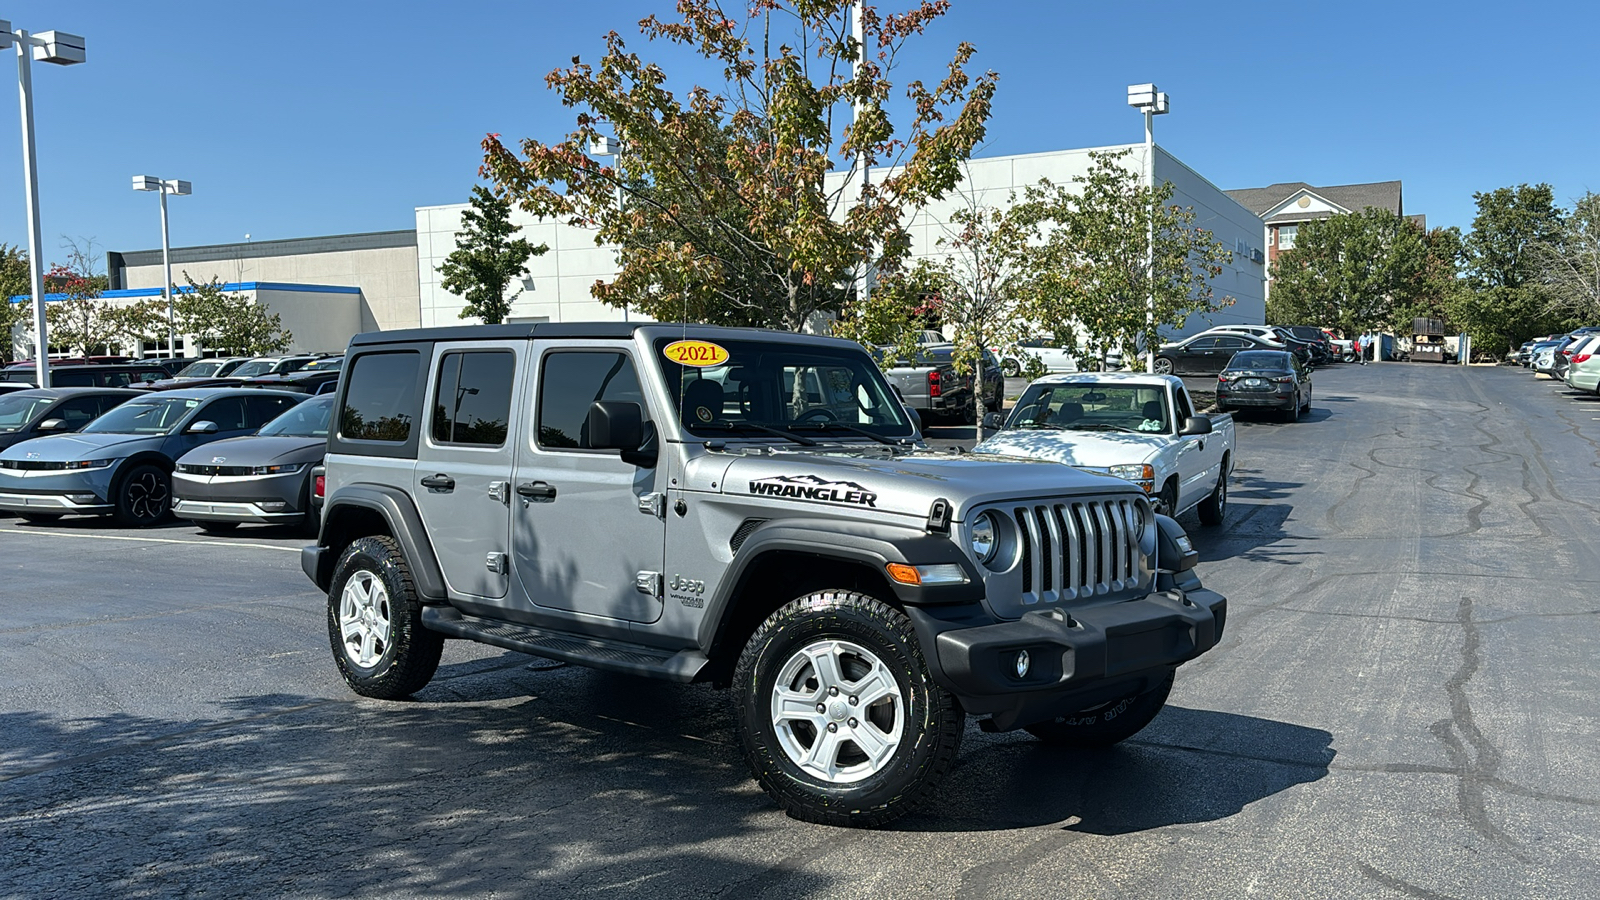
[1067,423,1139,434]
[696,421,818,447]
[789,421,909,446]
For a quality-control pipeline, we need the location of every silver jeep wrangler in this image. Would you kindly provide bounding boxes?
[302,323,1227,827]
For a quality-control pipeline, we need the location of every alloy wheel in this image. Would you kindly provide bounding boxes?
[339,570,393,669]
[124,470,169,523]
[770,638,904,784]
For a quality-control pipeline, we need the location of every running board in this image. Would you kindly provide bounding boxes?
[421,607,708,683]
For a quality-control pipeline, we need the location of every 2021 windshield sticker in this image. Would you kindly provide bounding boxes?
[663,340,729,368]
[749,474,878,508]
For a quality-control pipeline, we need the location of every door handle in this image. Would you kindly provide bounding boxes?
[420,473,455,492]
[517,481,557,502]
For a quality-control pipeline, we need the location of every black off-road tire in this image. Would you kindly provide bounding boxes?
[326,535,444,700]
[734,590,964,827]
[196,520,240,534]
[1197,464,1227,526]
[18,512,63,524]
[1155,480,1179,518]
[1025,671,1175,748]
[113,464,172,527]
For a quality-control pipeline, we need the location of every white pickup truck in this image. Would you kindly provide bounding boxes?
[974,372,1234,525]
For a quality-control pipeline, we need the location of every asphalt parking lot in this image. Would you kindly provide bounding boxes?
[3,362,1598,899]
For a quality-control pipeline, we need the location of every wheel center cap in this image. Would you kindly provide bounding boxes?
[829,700,849,720]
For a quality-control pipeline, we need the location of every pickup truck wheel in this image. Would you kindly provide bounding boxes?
[1025,671,1174,748]
[1197,468,1227,526]
[1154,481,1178,517]
[734,590,963,827]
[326,535,444,700]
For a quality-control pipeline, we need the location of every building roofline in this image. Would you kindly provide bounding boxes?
[110,229,417,276]
[9,281,363,303]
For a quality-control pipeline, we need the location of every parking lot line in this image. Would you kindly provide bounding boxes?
[0,527,301,554]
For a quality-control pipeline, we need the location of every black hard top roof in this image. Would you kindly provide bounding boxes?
[347,321,859,350]
[3,386,145,399]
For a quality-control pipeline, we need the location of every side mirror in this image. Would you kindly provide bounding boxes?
[1179,415,1213,437]
[187,420,219,435]
[35,418,67,432]
[587,401,656,467]
[982,411,1006,431]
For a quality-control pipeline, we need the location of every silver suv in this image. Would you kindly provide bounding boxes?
[302,323,1228,827]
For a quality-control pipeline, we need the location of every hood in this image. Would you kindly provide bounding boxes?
[972,428,1165,469]
[176,434,326,467]
[0,431,164,462]
[706,447,1134,520]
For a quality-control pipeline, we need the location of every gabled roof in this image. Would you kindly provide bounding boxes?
[1225,181,1403,220]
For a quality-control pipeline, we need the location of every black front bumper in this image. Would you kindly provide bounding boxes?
[907,587,1226,732]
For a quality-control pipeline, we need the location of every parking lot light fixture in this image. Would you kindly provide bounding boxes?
[588,137,628,321]
[133,175,192,358]
[1127,83,1169,373]
[6,21,86,389]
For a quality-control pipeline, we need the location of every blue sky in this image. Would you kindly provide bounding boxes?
[2,0,1596,266]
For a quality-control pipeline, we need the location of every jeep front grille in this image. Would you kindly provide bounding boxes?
[1011,498,1146,604]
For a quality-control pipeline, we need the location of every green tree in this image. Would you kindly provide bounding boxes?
[437,185,546,324]
[175,274,292,355]
[1454,184,1567,352]
[1014,150,1233,370]
[104,299,172,353]
[44,262,119,355]
[482,0,997,331]
[0,244,32,361]
[1267,208,1430,337]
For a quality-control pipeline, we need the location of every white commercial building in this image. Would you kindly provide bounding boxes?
[415,144,1266,338]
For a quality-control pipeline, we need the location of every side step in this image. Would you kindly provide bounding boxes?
[421,607,708,684]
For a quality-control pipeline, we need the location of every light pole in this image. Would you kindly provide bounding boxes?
[132,175,192,357]
[1127,83,1168,373]
[588,136,628,321]
[3,22,86,389]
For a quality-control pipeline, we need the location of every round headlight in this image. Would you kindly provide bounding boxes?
[971,511,999,565]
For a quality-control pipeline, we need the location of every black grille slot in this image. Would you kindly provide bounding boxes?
[1014,508,1033,593]
[729,518,767,554]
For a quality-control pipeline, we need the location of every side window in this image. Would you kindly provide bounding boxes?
[431,350,515,446]
[1186,338,1216,351]
[53,371,91,387]
[1174,390,1194,425]
[341,351,421,442]
[245,395,298,428]
[53,397,103,428]
[537,352,643,450]
[1216,338,1248,350]
[202,397,250,431]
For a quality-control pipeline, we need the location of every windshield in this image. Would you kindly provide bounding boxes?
[230,360,274,378]
[83,397,200,434]
[177,360,223,377]
[0,395,53,433]
[1008,384,1171,433]
[1227,352,1292,371]
[657,338,913,440]
[258,396,333,437]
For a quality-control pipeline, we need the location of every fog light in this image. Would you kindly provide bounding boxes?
[68,493,97,503]
[1014,650,1030,678]
[258,501,288,511]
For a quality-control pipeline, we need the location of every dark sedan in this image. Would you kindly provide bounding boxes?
[1215,350,1312,421]
[173,395,332,533]
[0,388,142,452]
[1155,333,1283,376]
[0,362,169,388]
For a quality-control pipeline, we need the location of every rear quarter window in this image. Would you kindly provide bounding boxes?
[340,351,422,443]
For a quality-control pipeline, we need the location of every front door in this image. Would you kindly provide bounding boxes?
[511,343,666,624]
[411,342,520,600]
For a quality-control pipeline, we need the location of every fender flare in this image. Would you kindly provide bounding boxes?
[701,517,986,648]
[308,483,446,600]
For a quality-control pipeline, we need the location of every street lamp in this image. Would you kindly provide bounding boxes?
[588,136,628,321]
[132,175,192,358]
[1127,83,1169,373]
[3,22,86,389]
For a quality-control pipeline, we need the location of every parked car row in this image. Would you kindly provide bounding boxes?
[1518,328,1600,395]
[0,383,334,532]
[0,354,340,390]
[1153,323,1341,375]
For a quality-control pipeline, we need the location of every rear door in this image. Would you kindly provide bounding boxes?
[411,342,521,601]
